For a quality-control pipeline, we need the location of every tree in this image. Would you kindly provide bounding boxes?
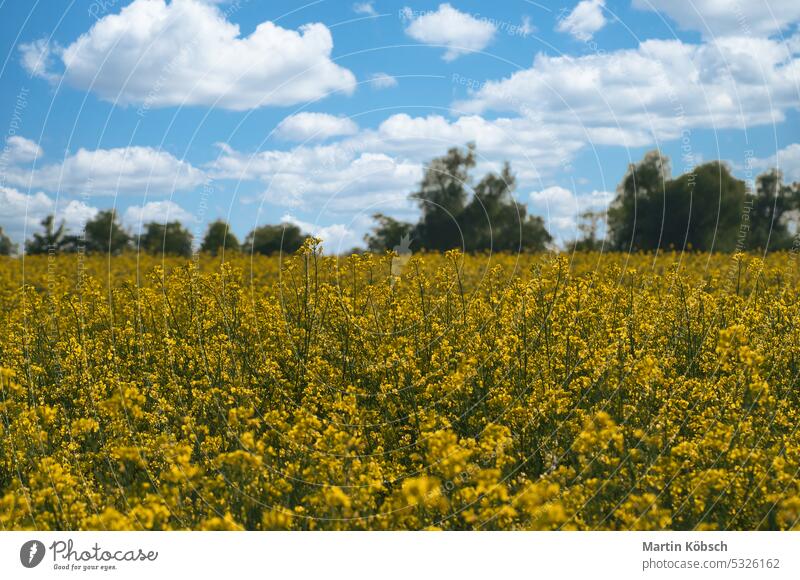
[201,220,240,255]
[607,150,672,251]
[367,146,552,253]
[411,144,476,251]
[667,162,745,252]
[747,169,797,251]
[607,152,747,252]
[83,210,131,254]
[244,223,305,255]
[139,222,193,257]
[567,211,605,252]
[518,215,553,251]
[363,214,414,253]
[25,215,68,255]
[461,162,551,251]
[0,227,16,256]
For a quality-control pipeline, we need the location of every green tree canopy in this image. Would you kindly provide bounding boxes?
[411,144,476,251]
[364,214,414,253]
[0,227,16,256]
[747,169,798,251]
[201,220,240,255]
[607,150,671,251]
[244,223,305,255]
[84,210,131,254]
[461,162,551,252]
[608,151,752,252]
[139,222,193,257]
[367,145,552,253]
[25,215,68,255]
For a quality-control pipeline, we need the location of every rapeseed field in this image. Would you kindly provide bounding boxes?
[1,243,799,530]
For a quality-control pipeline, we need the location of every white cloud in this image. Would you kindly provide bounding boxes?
[61,200,100,232]
[633,0,800,38]
[211,142,423,213]
[19,39,58,82]
[529,186,612,244]
[556,0,606,41]
[208,111,587,216]
[0,186,55,238]
[458,36,800,144]
[775,144,800,183]
[277,112,359,142]
[22,0,356,111]
[5,145,205,196]
[403,3,496,61]
[519,16,535,37]
[0,185,100,244]
[3,136,43,163]
[372,113,584,181]
[751,143,800,182]
[353,2,377,16]
[123,200,196,231]
[369,72,398,89]
[281,214,360,253]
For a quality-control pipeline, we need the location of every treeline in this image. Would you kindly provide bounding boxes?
[0,145,796,257]
[365,144,551,253]
[0,213,307,257]
[602,151,800,252]
[366,145,800,254]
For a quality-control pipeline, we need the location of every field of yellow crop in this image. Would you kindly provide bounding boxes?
[1,242,800,530]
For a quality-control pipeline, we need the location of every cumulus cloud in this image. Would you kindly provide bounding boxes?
[211,142,422,213]
[457,36,800,144]
[123,200,196,231]
[353,2,378,16]
[0,185,99,244]
[5,145,205,196]
[19,39,58,82]
[368,72,398,89]
[61,200,101,232]
[372,113,584,179]
[2,136,43,163]
[0,186,55,237]
[633,0,800,38]
[277,112,359,142]
[751,143,800,182]
[556,0,606,41]
[403,3,496,61]
[21,0,356,111]
[208,111,587,215]
[529,185,612,244]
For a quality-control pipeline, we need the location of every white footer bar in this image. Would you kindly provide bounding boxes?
[1,531,797,579]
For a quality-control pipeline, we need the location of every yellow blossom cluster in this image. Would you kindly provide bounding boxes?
[1,243,799,530]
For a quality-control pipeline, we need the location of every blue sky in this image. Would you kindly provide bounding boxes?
[0,0,798,250]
